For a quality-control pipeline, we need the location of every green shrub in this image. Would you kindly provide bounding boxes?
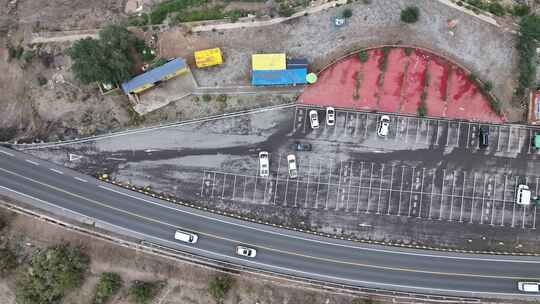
[8,45,24,61]
[400,6,419,23]
[149,0,209,24]
[278,4,295,17]
[483,81,493,92]
[175,6,226,22]
[358,50,369,63]
[417,99,428,117]
[487,2,505,16]
[93,272,122,304]
[202,94,212,102]
[21,50,35,63]
[404,47,413,56]
[208,275,233,303]
[15,244,89,304]
[511,4,530,17]
[489,98,502,115]
[37,75,47,86]
[0,127,17,141]
[128,281,162,304]
[380,47,391,72]
[468,73,477,82]
[216,94,227,103]
[0,248,17,275]
[342,8,352,18]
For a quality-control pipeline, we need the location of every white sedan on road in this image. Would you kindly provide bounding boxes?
[236,246,257,258]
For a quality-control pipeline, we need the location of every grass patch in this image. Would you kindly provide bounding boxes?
[202,94,212,102]
[150,0,209,24]
[358,50,369,63]
[0,248,17,275]
[208,275,234,304]
[93,272,122,304]
[129,281,164,304]
[515,15,540,97]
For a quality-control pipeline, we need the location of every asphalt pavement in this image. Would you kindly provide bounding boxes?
[1,146,540,299]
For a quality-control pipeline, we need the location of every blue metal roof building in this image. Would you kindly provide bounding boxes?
[252,68,307,86]
[121,58,188,95]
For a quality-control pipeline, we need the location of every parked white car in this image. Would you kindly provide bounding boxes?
[259,151,269,177]
[516,184,531,205]
[309,110,319,129]
[287,154,298,179]
[326,107,335,126]
[236,246,257,258]
[377,115,390,137]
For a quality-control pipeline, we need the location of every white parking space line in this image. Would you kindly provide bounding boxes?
[363,113,369,138]
[490,177,497,226]
[480,174,487,225]
[365,163,374,214]
[496,126,502,152]
[414,119,420,145]
[448,171,456,221]
[459,171,466,222]
[404,118,410,144]
[346,161,354,211]
[294,173,300,208]
[534,178,539,229]
[435,120,441,146]
[283,170,290,207]
[511,176,518,228]
[273,153,282,205]
[507,126,512,152]
[232,175,237,200]
[356,162,364,213]
[315,159,322,209]
[74,177,88,183]
[387,165,395,215]
[501,175,507,226]
[325,161,332,210]
[456,122,461,147]
[397,166,405,216]
[200,170,206,196]
[425,120,431,145]
[470,173,477,224]
[407,167,416,217]
[428,170,435,219]
[292,108,299,132]
[302,109,309,133]
[221,174,227,199]
[439,169,446,220]
[211,172,216,198]
[353,113,359,137]
[418,168,425,218]
[466,123,471,149]
[252,174,258,203]
[305,158,312,209]
[377,164,384,214]
[336,160,343,211]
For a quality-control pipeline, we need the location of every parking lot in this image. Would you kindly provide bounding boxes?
[200,156,539,229]
[292,106,540,157]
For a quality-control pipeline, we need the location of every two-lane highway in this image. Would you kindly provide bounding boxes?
[0,146,539,298]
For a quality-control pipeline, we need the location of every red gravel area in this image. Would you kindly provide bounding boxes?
[400,50,428,114]
[379,48,407,113]
[298,47,504,123]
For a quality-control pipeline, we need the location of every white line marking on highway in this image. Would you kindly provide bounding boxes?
[0,150,14,156]
[74,177,88,182]
[49,168,64,174]
[25,159,39,165]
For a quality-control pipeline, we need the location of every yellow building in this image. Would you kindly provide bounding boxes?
[194,48,223,68]
[252,53,286,71]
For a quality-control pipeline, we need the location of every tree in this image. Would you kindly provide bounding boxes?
[342,8,352,18]
[208,275,233,303]
[400,6,419,23]
[16,244,89,304]
[68,25,137,85]
[358,50,369,63]
[93,272,122,304]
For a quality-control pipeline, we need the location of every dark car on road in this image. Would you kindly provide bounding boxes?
[294,141,312,151]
